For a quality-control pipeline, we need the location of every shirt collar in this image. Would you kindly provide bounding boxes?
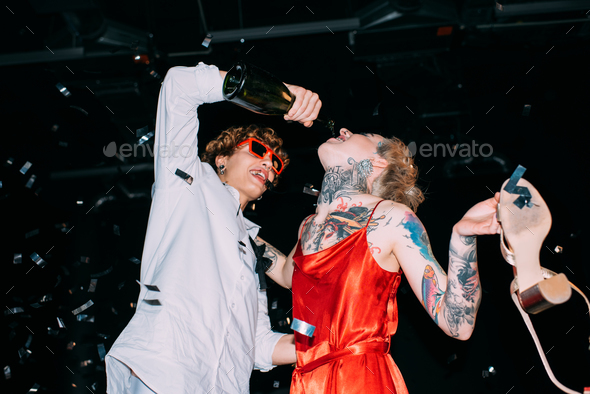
[222,182,240,203]
[222,182,261,239]
[244,217,261,239]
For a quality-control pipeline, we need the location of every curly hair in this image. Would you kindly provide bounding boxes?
[200,124,290,185]
[372,137,425,212]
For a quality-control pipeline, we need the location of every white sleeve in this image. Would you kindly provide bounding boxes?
[253,289,286,372]
[153,62,224,190]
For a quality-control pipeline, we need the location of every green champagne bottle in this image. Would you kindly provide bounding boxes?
[222,61,335,136]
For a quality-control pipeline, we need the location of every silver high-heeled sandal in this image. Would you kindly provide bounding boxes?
[498,165,589,394]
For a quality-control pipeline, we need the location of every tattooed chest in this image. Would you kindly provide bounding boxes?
[301,203,386,254]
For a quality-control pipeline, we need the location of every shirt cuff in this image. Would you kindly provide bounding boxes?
[254,332,285,372]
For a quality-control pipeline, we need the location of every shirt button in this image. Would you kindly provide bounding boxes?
[240,275,245,280]
[231,303,236,309]
[226,331,230,337]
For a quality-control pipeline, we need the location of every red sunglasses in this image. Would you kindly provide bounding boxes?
[237,138,284,174]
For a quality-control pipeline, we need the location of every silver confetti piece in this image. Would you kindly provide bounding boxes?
[97,333,110,339]
[201,33,213,48]
[117,281,125,290]
[56,83,72,97]
[76,314,95,322]
[130,302,137,308]
[143,299,162,306]
[4,307,24,316]
[136,125,149,138]
[175,168,193,185]
[47,327,60,336]
[496,2,504,11]
[291,318,315,337]
[97,343,106,361]
[40,294,52,303]
[6,157,14,166]
[67,341,75,350]
[138,131,154,145]
[303,183,320,196]
[70,105,88,115]
[25,174,36,188]
[71,300,94,315]
[80,256,90,264]
[20,161,32,174]
[136,280,160,292]
[58,141,68,147]
[51,124,59,132]
[28,383,40,392]
[57,317,66,328]
[80,359,93,367]
[111,307,118,315]
[30,303,43,309]
[273,381,280,388]
[88,278,98,292]
[554,245,563,253]
[18,347,32,362]
[90,266,113,278]
[25,229,39,238]
[129,257,140,265]
[25,334,33,348]
[13,253,22,264]
[113,224,120,235]
[4,365,11,380]
[55,222,70,232]
[271,300,278,310]
[522,104,531,116]
[0,180,2,188]
[30,252,47,267]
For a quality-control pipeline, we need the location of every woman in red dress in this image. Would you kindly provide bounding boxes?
[262,128,501,393]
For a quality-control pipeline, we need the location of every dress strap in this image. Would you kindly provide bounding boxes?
[365,200,386,229]
[299,214,314,240]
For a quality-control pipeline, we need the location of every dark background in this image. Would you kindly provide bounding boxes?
[1,0,590,393]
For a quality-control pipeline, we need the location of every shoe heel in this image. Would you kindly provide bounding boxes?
[519,273,572,314]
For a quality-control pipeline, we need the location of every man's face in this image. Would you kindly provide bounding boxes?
[220,143,277,202]
[318,128,385,169]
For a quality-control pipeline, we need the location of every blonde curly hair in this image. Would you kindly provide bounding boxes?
[200,124,290,185]
[372,137,424,212]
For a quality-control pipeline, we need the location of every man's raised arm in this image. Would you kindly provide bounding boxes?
[154,63,226,189]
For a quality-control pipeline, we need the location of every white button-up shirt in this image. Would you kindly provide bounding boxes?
[106,63,285,393]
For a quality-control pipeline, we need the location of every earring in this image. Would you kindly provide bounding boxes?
[219,165,225,175]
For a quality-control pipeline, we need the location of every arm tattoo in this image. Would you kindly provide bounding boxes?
[255,239,285,274]
[443,236,480,337]
[422,265,445,324]
[402,210,480,336]
[399,212,437,264]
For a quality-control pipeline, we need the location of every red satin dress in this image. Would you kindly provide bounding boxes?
[291,201,408,393]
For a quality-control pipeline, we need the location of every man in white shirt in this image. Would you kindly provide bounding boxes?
[106,62,321,393]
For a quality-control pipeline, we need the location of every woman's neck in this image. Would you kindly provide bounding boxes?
[315,158,374,221]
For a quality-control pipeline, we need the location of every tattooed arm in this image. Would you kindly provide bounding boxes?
[255,216,313,289]
[388,210,480,340]
[389,195,499,340]
[254,237,298,289]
